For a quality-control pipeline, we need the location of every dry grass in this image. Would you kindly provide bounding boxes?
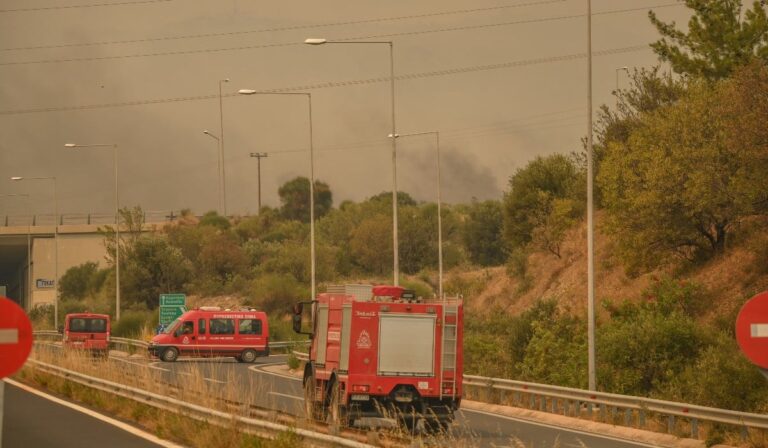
[21,345,304,447]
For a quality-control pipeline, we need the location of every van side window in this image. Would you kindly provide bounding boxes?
[210,318,235,335]
[239,319,262,335]
[198,319,206,335]
[181,321,194,335]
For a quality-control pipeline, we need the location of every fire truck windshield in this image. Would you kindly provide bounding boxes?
[163,318,181,334]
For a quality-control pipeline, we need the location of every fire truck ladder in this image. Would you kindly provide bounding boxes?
[440,302,458,400]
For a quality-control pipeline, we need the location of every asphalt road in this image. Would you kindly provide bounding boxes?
[134,353,661,448]
[2,381,163,448]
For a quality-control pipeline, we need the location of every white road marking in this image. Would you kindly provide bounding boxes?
[204,377,226,384]
[268,391,302,400]
[0,328,19,344]
[4,378,184,448]
[248,364,302,382]
[110,357,170,372]
[463,408,664,448]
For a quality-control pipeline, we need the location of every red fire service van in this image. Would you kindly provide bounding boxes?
[149,307,269,363]
[62,313,111,356]
[293,285,463,433]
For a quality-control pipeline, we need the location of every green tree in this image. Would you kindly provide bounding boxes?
[462,200,506,266]
[59,262,105,300]
[122,235,192,309]
[649,0,768,79]
[198,210,231,230]
[278,177,333,222]
[598,77,766,270]
[502,154,584,253]
[349,215,393,275]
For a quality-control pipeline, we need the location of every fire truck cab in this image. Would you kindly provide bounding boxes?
[293,284,463,433]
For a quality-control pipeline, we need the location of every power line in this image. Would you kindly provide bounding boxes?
[0,0,172,13]
[0,3,679,66]
[0,44,650,116]
[0,0,565,52]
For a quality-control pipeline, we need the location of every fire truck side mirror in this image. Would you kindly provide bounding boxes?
[292,313,302,334]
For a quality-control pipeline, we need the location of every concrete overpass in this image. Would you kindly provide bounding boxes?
[0,211,180,309]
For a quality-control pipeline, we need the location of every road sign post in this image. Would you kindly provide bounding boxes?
[736,290,768,374]
[159,293,186,327]
[0,296,34,448]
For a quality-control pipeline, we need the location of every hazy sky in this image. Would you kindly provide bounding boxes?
[0,0,691,218]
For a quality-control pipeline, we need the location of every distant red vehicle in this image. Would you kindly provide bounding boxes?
[62,313,111,356]
[149,307,269,363]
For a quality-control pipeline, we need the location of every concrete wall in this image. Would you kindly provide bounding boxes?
[31,234,108,308]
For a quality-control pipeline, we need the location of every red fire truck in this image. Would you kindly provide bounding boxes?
[292,284,463,433]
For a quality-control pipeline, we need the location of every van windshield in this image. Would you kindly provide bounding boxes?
[163,319,181,334]
[69,318,108,333]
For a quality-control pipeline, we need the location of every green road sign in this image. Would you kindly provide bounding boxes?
[159,294,186,325]
[160,294,186,307]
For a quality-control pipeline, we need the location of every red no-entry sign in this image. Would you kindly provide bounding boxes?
[736,291,768,369]
[0,296,33,378]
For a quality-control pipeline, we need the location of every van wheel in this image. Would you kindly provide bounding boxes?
[161,347,179,362]
[240,349,257,363]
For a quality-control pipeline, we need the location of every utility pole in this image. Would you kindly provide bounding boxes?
[249,152,268,213]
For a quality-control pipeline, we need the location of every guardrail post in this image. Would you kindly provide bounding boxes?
[587,402,593,417]
[690,418,698,439]
[741,426,748,441]
[624,408,632,426]
[498,389,505,405]
[513,391,520,406]
[639,410,645,428]
[539,396,546,412]
[529,394,535,409]
[667,415,675,433]
[599,404,606,422]
[611,406,617,423]
[562,400,569,416]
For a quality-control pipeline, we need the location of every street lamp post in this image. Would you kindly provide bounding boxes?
[218,78,230,217]
[586,0,597,392]
[238,89,317,301]
[304,38,400,286]
[10,177,58,326]
[203,130,223,214]
[615,66,629,108]
[0,193,31,310]
[389,131,444,299]
[64,143,121,321]
[249,152,268,213]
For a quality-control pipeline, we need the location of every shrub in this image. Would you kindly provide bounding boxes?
[112,309,156,338]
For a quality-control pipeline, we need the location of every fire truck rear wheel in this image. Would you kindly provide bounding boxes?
[327,381,348,428]
[240,349,257,363]
[161,347,179,362]
[304,376,325,421]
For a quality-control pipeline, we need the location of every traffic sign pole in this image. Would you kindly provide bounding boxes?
[0,380,4,448]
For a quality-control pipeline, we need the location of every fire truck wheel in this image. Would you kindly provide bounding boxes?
[304,376,325,421]
[161,347,179,362]
[240,349,257,363]
[327,381,347,428]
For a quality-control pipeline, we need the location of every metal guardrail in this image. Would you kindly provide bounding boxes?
[290,351,768,440]
[1,210,187,227]
[462,375,768,439]
[33,331,307,354]
[25,358,375,448]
